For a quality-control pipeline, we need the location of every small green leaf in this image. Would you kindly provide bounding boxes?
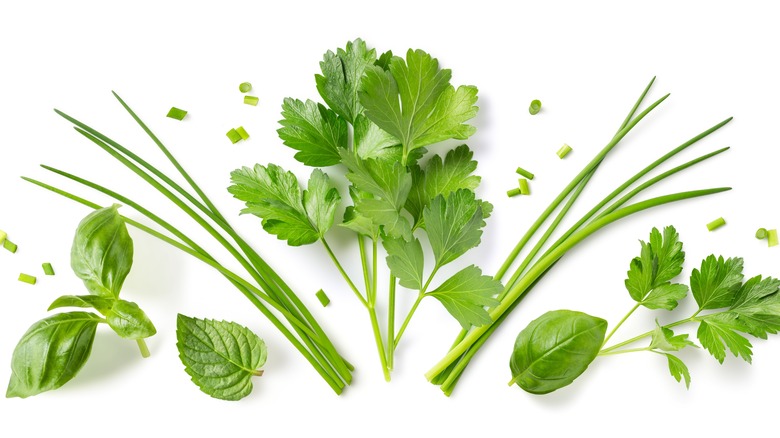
[697,313,753,363]
[48,295,114,315]
[509,310,607,394]
[383,236,424,290]
[176,315,268,401]
[303,169,341,239]
[726,275,780,338]
[690,255,744,310]
[315,39,377,124]
[341,153,411,209]
[664,353,691,388]
[427,265,501,329]
[424,189,486,267]
[625,226,686,308]
[355,198,412,240]
[6,312,101,398]
[277,98,348,167]
[70,205,133,298]
[649,322,696,352]
[641,283,689,310]
[105,300,156,340]
[340,206,379,238]
[353,114,400,161]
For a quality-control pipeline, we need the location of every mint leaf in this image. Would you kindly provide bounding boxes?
[383,236,424,290]
[176,315,267,401]
[697,313,753,363]
[424,189,486,267]
[624,226,687,310]
[427,265,501,329]
[690,255,744,310]
[664,353,691,388]
[649,322,696,352]
[277,98,348,167]
[315,39,376,123]
[359,49,478,158]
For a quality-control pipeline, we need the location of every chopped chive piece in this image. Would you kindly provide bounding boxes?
[42,262,55,276]
[236,126,250,140]
[769,229,779,247]
[316,289,330,307]
[507,187,522,197]
[557,144,572,159]
[3,239,18,253]
[0,229,6,246]
[515,167,535,180]
[756,228,768,240]
[166,107,188,121]
[518,178,530,195]
[244,95,260,106]
[706,217,726,231]
[18,273,36,285]
[239,82,252,93]
[529,99,542,115]
[226,128,242,144]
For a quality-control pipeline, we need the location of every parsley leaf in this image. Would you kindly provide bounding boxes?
[690,255,744,310]
[277,98,348,167]
[642,283,689,310]
[315,38,376,124]
[228,165,340,246]
[354,114,400,161]
[649,322,696,351]
[624,226,687,310]
[664,353,691,388]
[697,313,753,363]
[427,265,501,329]
[726,275,780,338]
[383,236,424,290]
[424,189,487,267]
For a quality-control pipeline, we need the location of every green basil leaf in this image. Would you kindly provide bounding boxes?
[509,310,607,394]
[176,314,268,401]
[70,205,133,298]
[6,312,101,398]
[48,295,115,315]
[106,300,156,340]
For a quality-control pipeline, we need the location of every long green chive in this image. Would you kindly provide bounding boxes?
[236,126,250,140]
[706,217,726,231]
[316,289,330,307]
[3,239,18,253]
[557,144,573,159]
[226,128,242,144]
[239,82,252,93]
[18,273,36,285]
[507,187,522,197]
[529,99,542,115]
[166,107,188,121]
[244,96,259,106]
[42,262,55,276]
[756,228,768,239]
[768,229,779,247]
[515,167,534,180]
[518,178,530,195]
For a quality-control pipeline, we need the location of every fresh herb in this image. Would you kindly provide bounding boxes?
[518,178,530,195]
[706,216,726,231]
[244,96,259,106]
[236,126,250,140]
[515,167,534,180]
[316,289,330,307]
[769,229,778,247]
[229,39,499,380]
[556,143,572,159]
[0,229,7,245]
[508,226,780,394]
[6,206,156,398]
[239,82,252,93]
[176,314,267,401]
[529,99,542,115]
[427,78,732,396]
[3,238,18,253]
[507,187,522,198]
[166,107,188,120]
[756,227,768,239]
[42,262,55,275]
[18,273,36,285]
[226,128,242,144]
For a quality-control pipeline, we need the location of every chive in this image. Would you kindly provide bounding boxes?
[316,289,330,307]
[769,229,779,247]
[515,167,534,180]
[529,99,542,115]
[18,273,36,285]
[706,217,726,231]
[244,96,259,106]
[507,188,522,197]
[226,128,242,144]
[0,229,6,245]
[239,82,252,93]
[756,228,768,240]
[236,126,250,140]
[42,262,55,276]
[557,144,572,159]
[166,107,188,121]
[3,239,18,253]
[518,178,530,196]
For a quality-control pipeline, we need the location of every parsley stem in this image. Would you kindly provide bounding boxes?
[395,266,439,348]
[597,347,650,356]
[321,239,368,308]
[600,317,695,354]
[358,235,372,302]
[602,303,641,347]
[386,275,397,370]
[369,307,391,381]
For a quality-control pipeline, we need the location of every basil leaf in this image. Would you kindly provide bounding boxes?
[106,300,156,340]
[6,312,101,398]
[70,205,133,298]
[176,314,268,401]
[509,310,607,394]
[48,294,115,315]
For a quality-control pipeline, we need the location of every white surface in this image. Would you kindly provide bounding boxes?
[2,0,779,435]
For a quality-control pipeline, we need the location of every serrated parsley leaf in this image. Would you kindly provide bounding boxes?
[625,226,687,310]
[649,322,696,352]
[664,353,691,388]
[427,265,501,329]
[642,283,689,310]
[228,165,340,246]
[697,313,753,363]
[340,205,380,238]
[277,98,348,167]
[424,189,486,267]
[690,255,744,310]
[176,314,267,401]
[354,114,400,161]
[315,38,376,123]
[726,275,780,338]
[383,236,424,290]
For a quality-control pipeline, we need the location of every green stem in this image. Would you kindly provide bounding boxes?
[600,317,696,354]
[358,235,372,300]
[598,347,651,356]
[322,239,368,308]
[136,339,151,358]
[386,275,397,371]
[369,307,391,381]
[602,303,641,347]
[395,266,439,348]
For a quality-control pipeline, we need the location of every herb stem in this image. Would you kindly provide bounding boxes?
[600,317,696,354]
[395,266,439,348]
[597,347,650,356]
[602,303,641,347]
[322,239,368,308]
[136,339,151,358]
[386,275,397,370]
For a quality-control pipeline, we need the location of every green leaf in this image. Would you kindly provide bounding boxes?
[277,98,348,167]
[229,164,340,246]
[359,49,478,157]
[624,226,687,310]
[424,189,486,267]
[727,275,780,338]
[691,255,744,310]
[509,310,607,394]
[697,313,753,363]
[427,265,501,329]
[383,236,424,290]
[354,114,400,161]
[70,205,133,298]
[6,312,101,398]
[649,322,696,352]
[355,198,412,240]
[315,39,376,123]
[340,205,379,238]
[664,353,691,388]
[642,283,689,310]
[48,294,114,314]
[106,299,156,340]
[176,314,268,401]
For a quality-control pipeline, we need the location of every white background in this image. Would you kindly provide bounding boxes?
[2,0,779,435]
